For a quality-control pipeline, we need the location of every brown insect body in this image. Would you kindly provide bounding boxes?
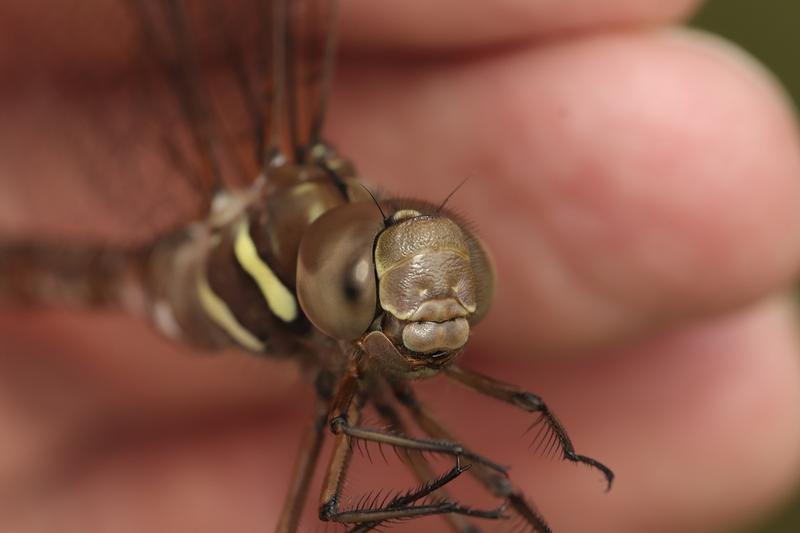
[144,150,495,377]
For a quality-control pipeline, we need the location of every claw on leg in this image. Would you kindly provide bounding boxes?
[445,365,614,491]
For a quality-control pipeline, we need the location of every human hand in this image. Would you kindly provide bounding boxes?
[1,1,800,532]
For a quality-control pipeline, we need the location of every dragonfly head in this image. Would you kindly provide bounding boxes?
[297,200,494,372]
[373,209,494,357]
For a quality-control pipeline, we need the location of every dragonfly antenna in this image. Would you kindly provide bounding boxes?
[436,176,471,214]
[359,183,387,223]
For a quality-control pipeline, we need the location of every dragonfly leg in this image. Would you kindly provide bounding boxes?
[392,382,553,533]
[329,418,508,475]
[325,356,507,475]
[323,453,505,528]
[444,365,614,491]
[318,369,507,528]
[370,393,482,533]
[275,375,332,533]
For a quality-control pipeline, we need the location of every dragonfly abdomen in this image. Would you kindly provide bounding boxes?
[0,241,147,312]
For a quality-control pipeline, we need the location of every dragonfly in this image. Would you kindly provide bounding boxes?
[0,0,613,531]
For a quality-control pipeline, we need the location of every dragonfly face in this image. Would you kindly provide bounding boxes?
[298,199,496,379]
[373,213,482,355]
[0,0,614,531]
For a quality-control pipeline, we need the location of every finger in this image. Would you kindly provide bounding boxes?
[340,0,701,50]
[0,0,701,77]
[330,30,800,353]
[460,296,800,533]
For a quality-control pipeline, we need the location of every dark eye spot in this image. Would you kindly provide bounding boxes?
[343,276,360,302]
[342,257,371,303]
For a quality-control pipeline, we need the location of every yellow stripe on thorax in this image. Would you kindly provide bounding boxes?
[234,219,299,323]
[197,275,265,352]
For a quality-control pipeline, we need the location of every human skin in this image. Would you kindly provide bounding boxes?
[1,1,800,532]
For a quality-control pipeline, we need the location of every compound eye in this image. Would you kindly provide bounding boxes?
[466,234,495,325]
[296,202,384,340]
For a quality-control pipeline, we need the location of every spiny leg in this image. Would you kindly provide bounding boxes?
[324,454,504,526]
[368,393,481,533]
[337,500,505,527]
[319,375,507,527]
[331,419,508,475]
[275,375,333,533]
[445,365,614,490]
[345,459,475,532]
[393,383,553,533]
[318,394,359,523]
[325,358,508,476]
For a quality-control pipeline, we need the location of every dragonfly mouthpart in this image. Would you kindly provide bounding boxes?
[402,317,470,354]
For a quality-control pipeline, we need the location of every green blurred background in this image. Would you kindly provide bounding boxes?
[691,1,799,532]
[694,0,799,108]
